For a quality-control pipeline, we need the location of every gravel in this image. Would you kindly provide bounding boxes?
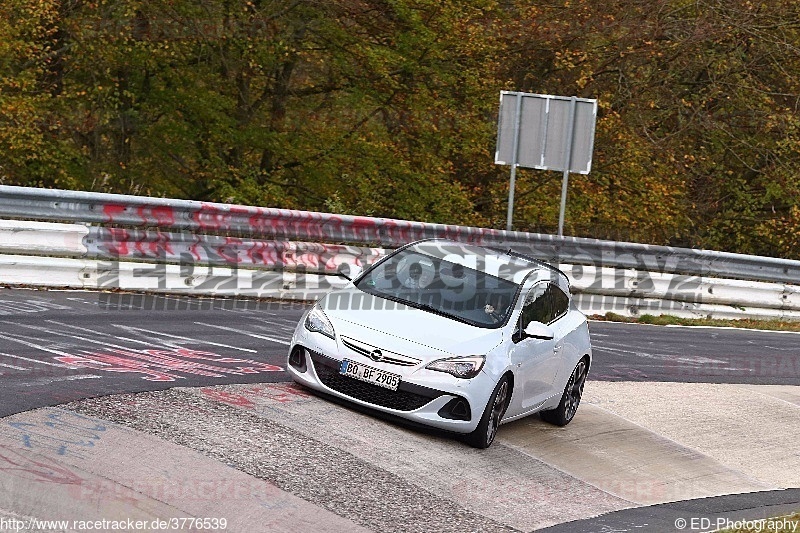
[67,389,517,533]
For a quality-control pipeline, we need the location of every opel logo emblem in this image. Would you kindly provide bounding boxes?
[369,349,383,362]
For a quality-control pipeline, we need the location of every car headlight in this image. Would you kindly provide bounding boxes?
[426,356,485,379]
[304,306,335,339]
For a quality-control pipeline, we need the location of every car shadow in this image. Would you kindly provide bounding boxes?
[297,384,477,445]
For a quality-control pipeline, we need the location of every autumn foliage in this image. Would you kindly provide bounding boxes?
[2,0,800,258]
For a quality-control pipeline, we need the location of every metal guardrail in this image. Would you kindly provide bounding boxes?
[2,185,800,321]
[4,219,799,312]
[1,185,800,284]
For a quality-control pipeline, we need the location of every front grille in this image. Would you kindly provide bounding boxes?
[341,337,421,367]
[309,351,441,411]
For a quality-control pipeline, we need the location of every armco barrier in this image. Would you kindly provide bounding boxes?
[0,254,347,300]
[2,184,800,284]
[573,293,800,321]
[0,219,88,256]
[2,251,799,320]
[84,227,383,275]
[0,185,800,320]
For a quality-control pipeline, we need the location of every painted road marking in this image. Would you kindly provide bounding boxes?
[45,320,173,349]
[0,334,81,365]
[194,322,290,346]
[664,324,800,335]
[112,325,258,353]
[16,324,173,354]
[17,375,102,386]
[0,350,74,368]
[5,324,281,382]
[592,339,728,365]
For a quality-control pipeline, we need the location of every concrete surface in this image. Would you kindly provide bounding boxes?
[585,381,800,489]
[180,384,630,532]
[500,404,769,505]
[1,381,798,532]
[0,407,369,533]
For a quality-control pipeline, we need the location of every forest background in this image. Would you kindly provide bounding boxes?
[2,0,800,259]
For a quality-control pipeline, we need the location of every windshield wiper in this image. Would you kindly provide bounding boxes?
[411,302,437,312]
[406,301,449,317]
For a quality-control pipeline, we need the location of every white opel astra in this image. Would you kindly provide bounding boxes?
[287,239,592,448]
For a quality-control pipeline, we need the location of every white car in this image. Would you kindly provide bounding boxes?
[287,239,592,448]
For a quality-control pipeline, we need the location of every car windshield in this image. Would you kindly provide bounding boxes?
[354,245,523,328]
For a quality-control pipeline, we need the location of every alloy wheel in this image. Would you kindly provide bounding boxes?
[486,380,508,445]
[564,360,587,422]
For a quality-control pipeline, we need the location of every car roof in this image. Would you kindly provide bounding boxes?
[405,238,571,290]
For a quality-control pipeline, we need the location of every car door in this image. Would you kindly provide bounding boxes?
[508,282,562,410]
[543,284,572,389]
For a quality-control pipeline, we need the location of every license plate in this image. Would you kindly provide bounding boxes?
[339,359,401,391]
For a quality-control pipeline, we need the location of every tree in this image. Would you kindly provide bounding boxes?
[3,0,800,258]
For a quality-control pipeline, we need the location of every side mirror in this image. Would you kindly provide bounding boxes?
[524,321,555,340]
[340,264,364,282]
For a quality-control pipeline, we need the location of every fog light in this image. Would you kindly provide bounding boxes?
[289,346,307,372]
[438,397,472,421]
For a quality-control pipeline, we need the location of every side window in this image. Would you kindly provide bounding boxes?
[551,285,570,321]
[514,283,570,342]
[514,283,552,342]
[521,283,552,325]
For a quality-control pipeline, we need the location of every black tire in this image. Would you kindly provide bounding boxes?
[540,358,588,427]
[465,375,510,449]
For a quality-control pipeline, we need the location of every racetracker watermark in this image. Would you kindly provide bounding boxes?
[674,516,799,532]
[0,517,227,531]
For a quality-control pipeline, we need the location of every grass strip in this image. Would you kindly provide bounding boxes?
[589,312,800,332]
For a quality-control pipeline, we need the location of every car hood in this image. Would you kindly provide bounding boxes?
[319,287,504,360]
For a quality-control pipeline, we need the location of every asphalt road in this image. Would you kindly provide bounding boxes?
[0,287,799,417]
[1,287,799,532]
[0,289,300,417]
[539,489,800,533]
[589,321,800,384]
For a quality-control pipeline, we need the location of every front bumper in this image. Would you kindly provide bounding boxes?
[307,349,447,411]
[286,328,496,434]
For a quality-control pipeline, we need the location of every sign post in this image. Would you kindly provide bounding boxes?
[495,91,597,235]
[505,93,523,232]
